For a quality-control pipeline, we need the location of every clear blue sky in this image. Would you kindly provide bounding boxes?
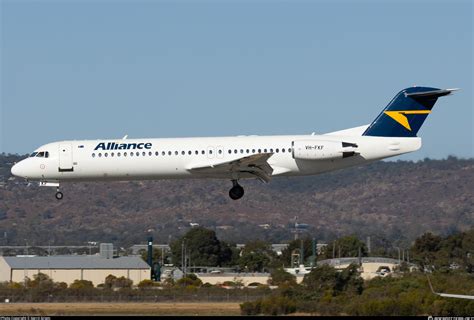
[1,0,472,160]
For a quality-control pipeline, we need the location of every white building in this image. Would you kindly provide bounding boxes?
[0,254,150,286]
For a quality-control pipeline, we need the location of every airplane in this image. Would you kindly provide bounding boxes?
[426,274,474,300]
[11,86,458,201]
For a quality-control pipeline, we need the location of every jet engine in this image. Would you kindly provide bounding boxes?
[292,140,358,160]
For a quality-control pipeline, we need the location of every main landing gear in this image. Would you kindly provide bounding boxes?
[229,180,244,200]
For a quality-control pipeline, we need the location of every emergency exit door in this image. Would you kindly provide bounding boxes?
[59,144,74,172]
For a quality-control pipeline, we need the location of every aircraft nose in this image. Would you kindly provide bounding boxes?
[11,162,24,177]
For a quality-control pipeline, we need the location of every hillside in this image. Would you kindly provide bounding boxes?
[0,154,473,248]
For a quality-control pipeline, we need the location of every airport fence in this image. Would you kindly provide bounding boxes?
[0,291,270,303]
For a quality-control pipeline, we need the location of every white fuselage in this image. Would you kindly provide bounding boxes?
[11,133,421,183]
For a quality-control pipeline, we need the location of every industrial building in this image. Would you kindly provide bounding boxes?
[0,244,150,286]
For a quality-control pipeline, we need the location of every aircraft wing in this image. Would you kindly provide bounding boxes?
[187,153,274,183]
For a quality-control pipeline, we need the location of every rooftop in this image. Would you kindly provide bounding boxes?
[1,255,150,269]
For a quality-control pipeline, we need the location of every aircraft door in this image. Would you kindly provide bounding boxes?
[58,144,74,172]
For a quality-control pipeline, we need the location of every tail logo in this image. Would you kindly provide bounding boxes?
[383,110,431,131]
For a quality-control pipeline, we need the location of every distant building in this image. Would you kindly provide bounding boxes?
[317,257,409,280]
[0,244,150,286]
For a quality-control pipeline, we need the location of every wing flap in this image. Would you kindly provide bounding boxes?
[187,153,274,182]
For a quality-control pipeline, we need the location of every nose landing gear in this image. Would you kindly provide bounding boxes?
[39,181,63,200]
[229,180,244,200]
[55,187,63,200]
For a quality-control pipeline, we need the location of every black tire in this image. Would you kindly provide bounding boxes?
[229,185,244,200]
[55,192,64,200]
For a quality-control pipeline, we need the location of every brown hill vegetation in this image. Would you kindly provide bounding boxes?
[0,154,472,247]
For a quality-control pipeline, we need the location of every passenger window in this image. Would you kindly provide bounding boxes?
[118,152,121,157]
[228,150,232,154]
[98,153,102,157]
[168,151,172,155]
[111,152,114,157]
[162,151,166,156]
[92,153,95,157]
[252,149,255,153]
[195,150,199,155]
[270,148,274,153]
[155,151,158,156]
[240,149,243,154]
[218,150,222,154]
[124,152,127,156]
[202,150,205,154]
[276,148,279,153]
[142,152,146,156]
[264,149,267,153]
[182,151,185,155]
[234,149,237,154]
[130,152,134,156]
[188,151,192,155]
[258,149,261,153]
[246,149,249,153]
[105,153,108,157]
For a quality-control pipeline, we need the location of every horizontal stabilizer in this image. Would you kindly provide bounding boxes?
[405,88,459,98]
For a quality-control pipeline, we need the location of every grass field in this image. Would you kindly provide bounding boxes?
[0,302,242,316]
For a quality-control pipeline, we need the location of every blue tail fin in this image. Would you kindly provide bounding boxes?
[363,87,457,137]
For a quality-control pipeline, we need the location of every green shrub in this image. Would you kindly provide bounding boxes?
[260,295,297,315]
[240,300,261,315]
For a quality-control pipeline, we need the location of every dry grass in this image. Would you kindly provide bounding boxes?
[0,302,242,316]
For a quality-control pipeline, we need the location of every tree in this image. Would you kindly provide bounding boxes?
[302,263,363,297]
[302,264,338,292]
[113,276,133,289]
[69,279,94,289]
[27,273,54,290]
[321,235,368,259]
[137,279,157,289]
[268,268,297,286]
[104,274,117,289]
[170,227,233,267]
[412,232,443,270]
[239,240,278,272]
[175,273,203,288]
[335,263,363,295]
[103,274,131,289]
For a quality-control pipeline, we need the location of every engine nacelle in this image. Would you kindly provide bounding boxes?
[292,140,357,160]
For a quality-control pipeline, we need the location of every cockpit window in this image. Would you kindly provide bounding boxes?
[33,151,49,158]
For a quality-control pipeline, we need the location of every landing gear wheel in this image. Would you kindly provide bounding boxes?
[229,184,244,200]
[55,191,63,200]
